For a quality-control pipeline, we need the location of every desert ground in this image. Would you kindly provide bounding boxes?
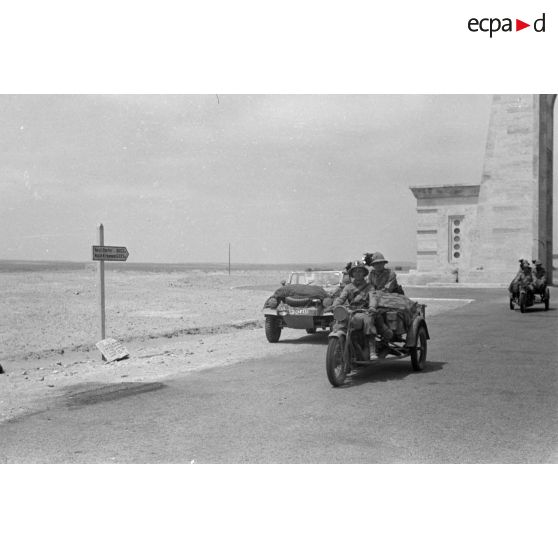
[0,267,469,422]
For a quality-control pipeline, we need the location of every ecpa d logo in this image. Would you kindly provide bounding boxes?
[468,13,546,37]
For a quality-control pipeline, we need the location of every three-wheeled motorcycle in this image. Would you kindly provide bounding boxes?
[509,285,550,313]
[325,303,429,387]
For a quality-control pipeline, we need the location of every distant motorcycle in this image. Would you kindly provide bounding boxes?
[325,304,429,387]
[509,285,550,313]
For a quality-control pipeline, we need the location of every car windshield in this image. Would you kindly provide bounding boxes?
[289,271,342,287]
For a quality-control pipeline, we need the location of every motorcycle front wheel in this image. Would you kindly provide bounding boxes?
[326,337,348,387]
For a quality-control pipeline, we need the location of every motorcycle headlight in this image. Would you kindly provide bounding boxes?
[333,306,349,322]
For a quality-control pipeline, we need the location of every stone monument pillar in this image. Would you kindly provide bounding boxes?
[464,94,555,283]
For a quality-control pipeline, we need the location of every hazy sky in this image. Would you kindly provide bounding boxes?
[1,94,493,264]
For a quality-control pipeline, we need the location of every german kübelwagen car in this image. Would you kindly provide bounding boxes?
[263,270,343,342]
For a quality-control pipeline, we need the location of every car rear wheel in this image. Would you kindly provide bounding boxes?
[305,328,316,334]
[265,316,281,343]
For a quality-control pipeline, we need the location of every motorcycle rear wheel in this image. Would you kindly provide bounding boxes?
[326,337,348,387]
[519,292,526,313]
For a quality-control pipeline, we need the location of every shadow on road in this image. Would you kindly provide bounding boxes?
[342,360,446,387]
[63,381,167,408]
[279,333,330,345]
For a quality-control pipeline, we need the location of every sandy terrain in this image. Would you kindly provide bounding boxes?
[0,268,471,422]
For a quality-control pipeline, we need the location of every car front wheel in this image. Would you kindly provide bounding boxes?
[265,316,281,343]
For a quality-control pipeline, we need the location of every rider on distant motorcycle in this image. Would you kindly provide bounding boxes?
[509,259,533,298]
[519,261,534,293]
[531,260,547,295]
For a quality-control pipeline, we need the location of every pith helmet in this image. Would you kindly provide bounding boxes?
[348,261,369,277]
[370,252,388,265]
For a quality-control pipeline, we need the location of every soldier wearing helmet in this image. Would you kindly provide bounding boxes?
[331,261,371,308]
[367,252,403,294]
[341,261,353,285]
[509,258,528,297]
[531,260,547,294]
[509,259,523,296]
[517,259,534,293]
[327,261,377,359]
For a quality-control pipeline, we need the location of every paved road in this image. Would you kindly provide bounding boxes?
[1,288,556,463]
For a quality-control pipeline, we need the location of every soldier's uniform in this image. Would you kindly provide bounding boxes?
[332,281,371,308]
[519,265,534,293]
[509,260,526,296]
[368,267,400,292]
[331,262,375,342]
[532,261,547,294]
[367,251,403,294]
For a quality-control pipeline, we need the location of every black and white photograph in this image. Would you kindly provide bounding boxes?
[1,93,556,464]
[1,2,557,557]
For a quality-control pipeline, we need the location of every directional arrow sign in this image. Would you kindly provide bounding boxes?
[92,245,129,261]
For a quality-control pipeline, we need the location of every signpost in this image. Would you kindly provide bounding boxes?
[92,245,129,261]
[93,224,129,360]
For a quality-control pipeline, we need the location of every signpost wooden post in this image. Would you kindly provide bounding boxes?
[97,224,106,341]
[92,224,129,360]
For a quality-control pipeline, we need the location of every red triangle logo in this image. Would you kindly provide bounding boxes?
[516,19,530,31]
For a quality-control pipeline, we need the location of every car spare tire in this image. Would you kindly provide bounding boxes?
[285,296,313,307]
